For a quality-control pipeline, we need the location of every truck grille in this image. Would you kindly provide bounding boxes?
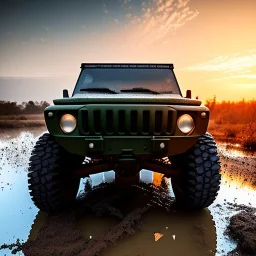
[79,105,176,136]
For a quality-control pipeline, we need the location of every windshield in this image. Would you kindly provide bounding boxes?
[73,68,181,95]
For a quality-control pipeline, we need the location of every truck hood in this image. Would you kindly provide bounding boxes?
[53,93,202,106]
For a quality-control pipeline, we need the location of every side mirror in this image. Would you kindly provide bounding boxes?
[63,89,69,98]
[185,90,191,98]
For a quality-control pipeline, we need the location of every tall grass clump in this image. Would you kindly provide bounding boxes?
[242,121,256,150]
[205,98,256,124]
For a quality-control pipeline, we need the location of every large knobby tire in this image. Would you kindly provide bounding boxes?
[170,133,221,209]
[28,133,84,213]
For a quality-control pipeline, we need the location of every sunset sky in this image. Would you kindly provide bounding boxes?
[0,0,256,103]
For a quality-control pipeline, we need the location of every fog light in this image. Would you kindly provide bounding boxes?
[48,112,53,118]
[89,143,94,149]
[160,142,165,149]
[201,112,207,118]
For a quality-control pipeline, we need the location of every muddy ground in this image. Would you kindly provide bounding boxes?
[8,182,217,256]
[0,130,255,256]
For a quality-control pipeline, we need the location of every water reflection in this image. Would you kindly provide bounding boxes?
[218,142,255,159]
[88,169,154,188]
[0,133,39,256]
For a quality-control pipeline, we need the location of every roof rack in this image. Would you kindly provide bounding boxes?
[80,63,174,69]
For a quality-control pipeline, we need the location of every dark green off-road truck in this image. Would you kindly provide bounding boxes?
[28,63,221,212]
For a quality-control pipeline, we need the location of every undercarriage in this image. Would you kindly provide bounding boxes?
[73,155,181,178]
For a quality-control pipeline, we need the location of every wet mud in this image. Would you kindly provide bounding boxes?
[218,143,256,189]
[21,182,216,256]
[23,211,87,256]
[224,203,256,256]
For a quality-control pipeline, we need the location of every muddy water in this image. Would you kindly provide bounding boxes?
[0,131,255,256]
[218,142,256,189]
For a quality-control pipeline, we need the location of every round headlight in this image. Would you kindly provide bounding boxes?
[177,114,195,134]
[59,114,77,133]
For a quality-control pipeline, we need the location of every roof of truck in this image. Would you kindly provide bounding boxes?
[80,63,174,69]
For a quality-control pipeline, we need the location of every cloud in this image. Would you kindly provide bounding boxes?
[234,83,256,87]
[103,3,109,14]
[82,0,198,61]
[187,53,256,73]
[104,0,198,47]
[43,26,50,32]
[56,0,200,66]
[186,51,256,82]
[126,13,132,18]
[209,74,256,82]
[113,18,119,24]
[123,0,199,45]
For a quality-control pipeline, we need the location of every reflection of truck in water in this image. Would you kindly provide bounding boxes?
[28,63,221,212]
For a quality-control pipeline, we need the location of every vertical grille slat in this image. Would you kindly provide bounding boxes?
[106,110,113,134]
[154,110,163,134]
[83,110,89,134]
[125,110,131,134]
[142,110,150,134]
[167,110,173,134]
[130,110,138,134]
[161,110,168,133]
[118,110,126,134]
[93,110,101,134]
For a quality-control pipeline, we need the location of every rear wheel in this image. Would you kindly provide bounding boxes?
[28,133,84,213]
[170,133,221,209]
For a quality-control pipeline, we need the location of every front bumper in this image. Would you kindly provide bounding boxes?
[55,135,199,157]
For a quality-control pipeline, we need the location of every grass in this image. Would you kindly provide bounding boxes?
[208,120,256,150]
[0,120,46,128]
[0,114,45,129]
[208,121,242,141]
[0,114,44,120]
[241,122,256,150]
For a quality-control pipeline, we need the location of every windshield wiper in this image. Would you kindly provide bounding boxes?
[80,87,118,94]
[120,87,159,94]
[159,90,173,94]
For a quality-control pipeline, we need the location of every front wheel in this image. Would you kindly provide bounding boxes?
[28,133,84,213]
[170,133,221,209]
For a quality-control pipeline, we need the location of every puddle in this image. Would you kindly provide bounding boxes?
[209,175,256,255]
[217,142,256,159]
[98,208,216,256]
[0,133,40,256]
[76,207,216,256]
[0,130,255,255]
[21,181,216,256]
